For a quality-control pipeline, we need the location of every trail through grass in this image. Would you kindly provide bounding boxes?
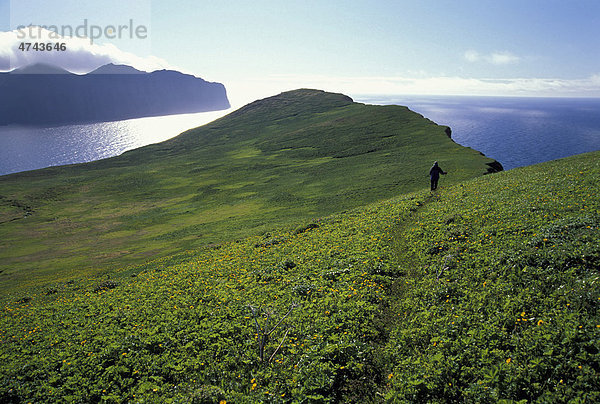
[1,151,598,402]
[382,151,600,402]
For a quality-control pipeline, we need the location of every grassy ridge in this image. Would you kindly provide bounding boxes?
[0,89,497,291]
[1,151,598,402]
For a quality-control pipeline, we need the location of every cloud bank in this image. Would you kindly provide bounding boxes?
[226,74,600,107]
[0,28,174,73]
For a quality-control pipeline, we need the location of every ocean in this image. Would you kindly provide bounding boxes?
[356,95,600,170]
[0,110,229,176]
[1,96,599,176]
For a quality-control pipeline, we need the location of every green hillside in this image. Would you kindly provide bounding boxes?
[0,89,498,291]
[1,150,598,402]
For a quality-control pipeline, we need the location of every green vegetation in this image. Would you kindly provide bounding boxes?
[0,89,497,291]
[384,151,600,402]
[2,90,598,402]
[1,147,598,402]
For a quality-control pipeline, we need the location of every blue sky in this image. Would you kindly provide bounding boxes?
[2,0,600,103]
[150,0,599,79]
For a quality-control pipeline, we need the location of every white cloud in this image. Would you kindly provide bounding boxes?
[464,50,481,63]
[489,51,520,65]
[0,28,175,73]
[464,49,520,65]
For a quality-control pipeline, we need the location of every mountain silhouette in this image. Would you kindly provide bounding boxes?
[0,63,230,125]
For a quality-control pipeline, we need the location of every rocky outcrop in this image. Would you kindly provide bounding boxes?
[485,160,504,174]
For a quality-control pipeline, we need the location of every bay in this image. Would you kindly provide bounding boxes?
[0,110,229,176]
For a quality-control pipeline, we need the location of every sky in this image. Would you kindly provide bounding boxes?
[1,0,600,105]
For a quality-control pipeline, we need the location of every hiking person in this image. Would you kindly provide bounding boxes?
[429,161,447,191]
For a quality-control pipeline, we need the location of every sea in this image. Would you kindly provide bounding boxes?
[0,110,230,176]
[356,95,600,170]
[1,96,599,176]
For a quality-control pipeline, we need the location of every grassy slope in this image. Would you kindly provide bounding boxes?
[0,89,496,291]
[384,150,600,402]
[1,151,598,402]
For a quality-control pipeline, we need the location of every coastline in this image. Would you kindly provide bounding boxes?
[3,94,600,176]
[354,94,600,170]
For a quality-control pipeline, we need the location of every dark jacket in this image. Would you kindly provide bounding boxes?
[429,163,445,180]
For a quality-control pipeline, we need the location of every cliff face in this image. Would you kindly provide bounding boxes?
[0,63,230,125]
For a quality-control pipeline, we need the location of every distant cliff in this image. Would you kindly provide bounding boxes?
[0,63,230,125]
